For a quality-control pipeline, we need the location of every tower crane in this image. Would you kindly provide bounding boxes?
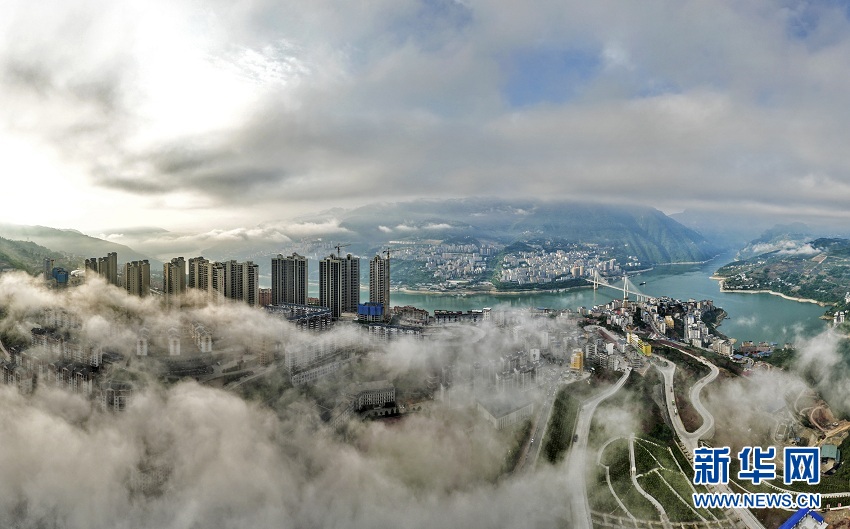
[334,243,350,257]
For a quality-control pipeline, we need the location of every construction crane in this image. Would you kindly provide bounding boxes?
[383,248,391,260]
[334,243,350,257]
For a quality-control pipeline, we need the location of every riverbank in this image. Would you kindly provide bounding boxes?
[703,308,730,341]
[656,254,723,266]
[395,263,673,296]
[396,284,596,296]
[711,278,828,307]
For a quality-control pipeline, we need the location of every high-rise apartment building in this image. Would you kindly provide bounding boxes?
[207,261,226,300]
[319,254,359,318]
[319,256,341,318]
[124,260,150,297]
[343,254,360,313]
[271,253,307,305]
[43,258,54,281]
[100,252,119,286]
[240,261,259,307]
[163,257,186,297]
[188,257,209,290]
[85,252,119,286]
[369,255,390,321]
[217,260,260,306]
[186,257,257,306]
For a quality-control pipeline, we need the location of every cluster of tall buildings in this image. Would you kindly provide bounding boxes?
[48,249,391,316]
[186,257,259,306]
[84,252,119,286]
[271,252,391,321]
[82,253,151,297]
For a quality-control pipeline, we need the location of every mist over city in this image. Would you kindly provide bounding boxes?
[5,1,850,529]
[0,271,586,529]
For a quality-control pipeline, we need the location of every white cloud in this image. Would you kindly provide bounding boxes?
[4,1,850,231]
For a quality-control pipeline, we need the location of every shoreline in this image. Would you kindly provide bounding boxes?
[395,259,716,296]
[396,284,595,296]
[655,254,722,266]
[711,278,828,307]
[393,254,733,297]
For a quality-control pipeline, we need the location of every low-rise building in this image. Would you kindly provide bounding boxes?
[477,398,534,430]
[346,380,396,411]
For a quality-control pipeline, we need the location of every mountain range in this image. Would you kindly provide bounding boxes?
[0,199,719,279]
[202,198,719,265]
[0,223,160,267]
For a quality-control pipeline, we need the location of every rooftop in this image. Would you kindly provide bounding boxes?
[477,397,534,419]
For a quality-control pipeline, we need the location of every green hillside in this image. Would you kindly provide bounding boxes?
[715,237,850,310]
[303,199,718,266]
[0,223,160,266]
[0,236,76,275]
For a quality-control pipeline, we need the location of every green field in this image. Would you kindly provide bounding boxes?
[594,436,723,523]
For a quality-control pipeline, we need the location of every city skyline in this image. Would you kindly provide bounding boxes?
[3,1,850,238]
[5,3,850,527]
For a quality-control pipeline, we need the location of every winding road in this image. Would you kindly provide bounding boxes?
[654,342,765,529]
[567,367,632,529]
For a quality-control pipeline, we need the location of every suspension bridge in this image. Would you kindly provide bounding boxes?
[588,270,651,303]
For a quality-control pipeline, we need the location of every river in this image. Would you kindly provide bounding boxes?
[384,253,828,345]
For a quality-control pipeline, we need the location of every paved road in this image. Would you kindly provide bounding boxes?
[629,434,672,529]
[567,368,632,529]
[224,363,278,389]
[654,343,765,529]
[517,372,591,473]
[517,388,556,473]
[655,340,718,452]
[655,359,692,447]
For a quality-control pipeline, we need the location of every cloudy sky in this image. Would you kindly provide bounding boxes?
[3,0,850,233]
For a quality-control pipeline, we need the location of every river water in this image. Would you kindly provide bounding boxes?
[386,253,828,345]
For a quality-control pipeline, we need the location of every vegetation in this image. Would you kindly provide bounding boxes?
[542,387,581,464]
[504,419,532,473]
[650,345,710,431]
[0,236,75,275]
[490,276,586,292]
[700,308,729,338]
[329,198,717,265]
[391,259,440,287]
[715,237,850,311]
[602,439,660,520]
[761,346,796,369]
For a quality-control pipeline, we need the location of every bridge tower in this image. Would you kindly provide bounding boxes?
[622,273,629,305]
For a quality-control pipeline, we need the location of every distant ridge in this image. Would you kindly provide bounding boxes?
[201,198,718,267]
[302,198,718,265]
[0,236,73,275]
[0,223,161,267]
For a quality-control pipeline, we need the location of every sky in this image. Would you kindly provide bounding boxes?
[3,0,850,234]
